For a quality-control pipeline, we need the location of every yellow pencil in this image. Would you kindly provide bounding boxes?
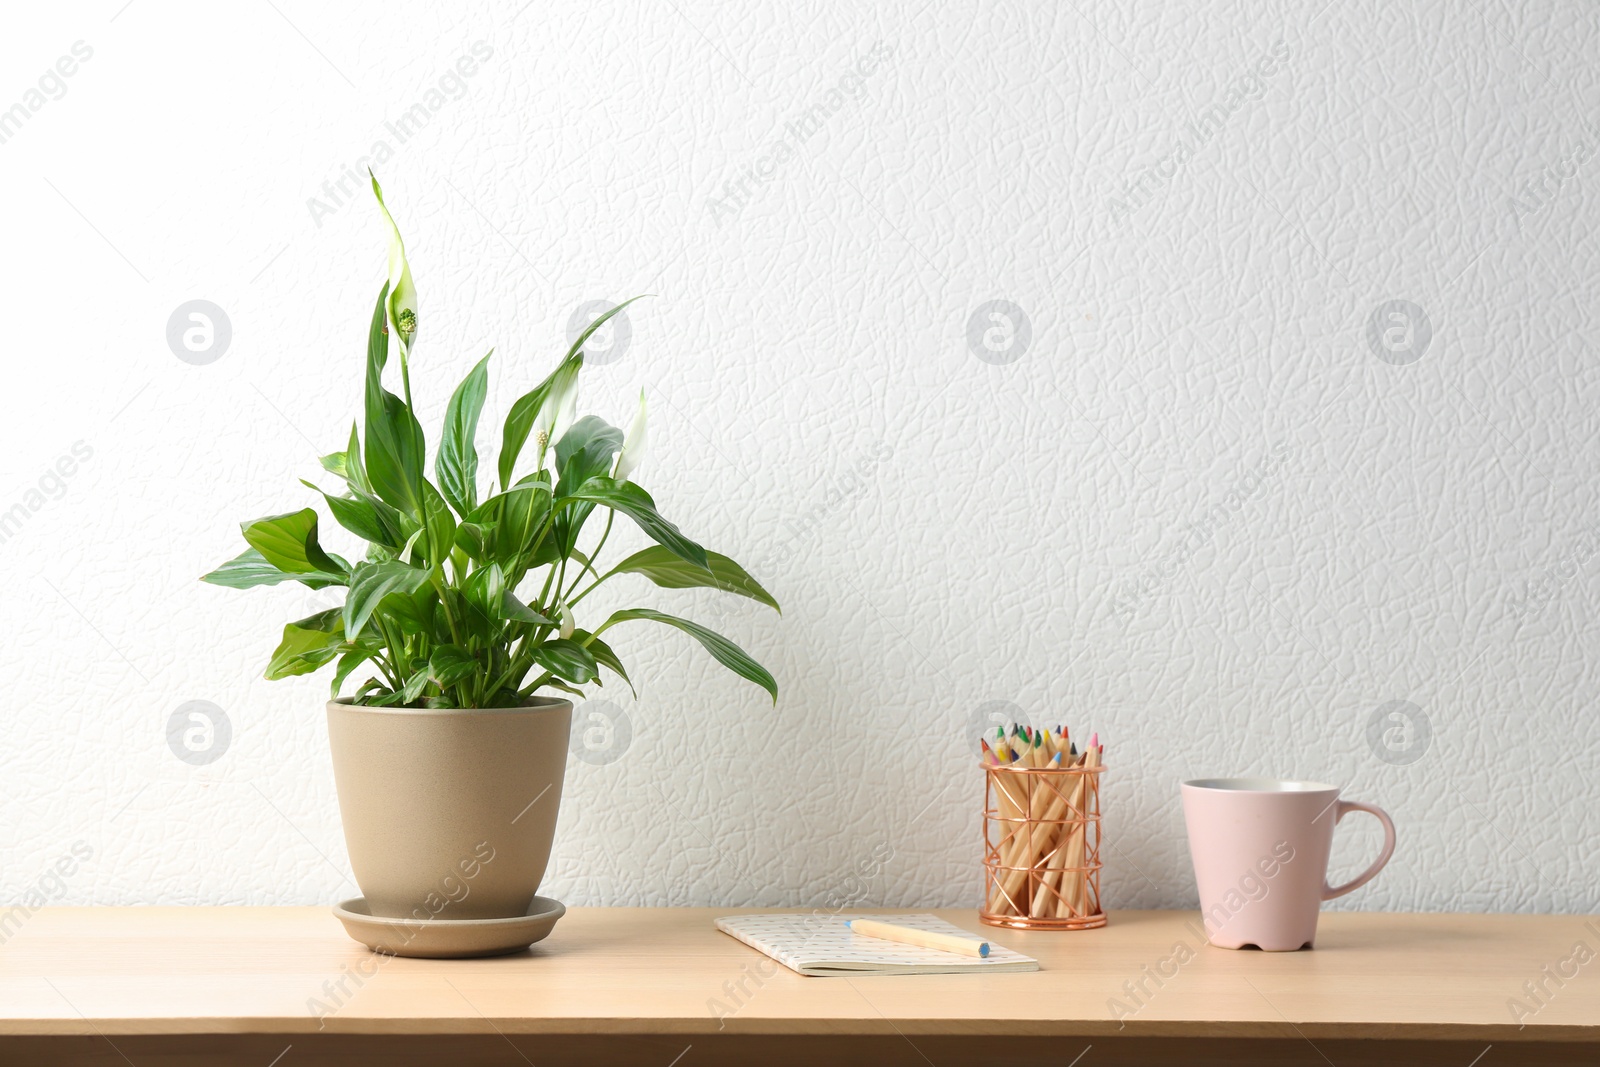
[986,748,1030,914]
[846,919,990,958]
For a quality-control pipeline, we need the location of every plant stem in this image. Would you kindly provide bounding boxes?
[565,512,613,600]
[567,567,617,609]
[371,653,401,691]
[520,491,575,582]
[430,572,464,647]
[485,663,520,698]
[399,346,416,414]
[375,617,407,689]
[536,561,559,607]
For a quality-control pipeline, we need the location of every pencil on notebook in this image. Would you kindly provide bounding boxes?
[846,919,989,958]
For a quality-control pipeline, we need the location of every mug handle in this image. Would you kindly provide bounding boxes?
[1321,800,1396,900]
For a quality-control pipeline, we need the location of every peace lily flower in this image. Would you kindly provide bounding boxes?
[550,376,579,444]
[369,171,418,357]
[533,357,581,465]
[613,389,647,484]
[556,599,575,640]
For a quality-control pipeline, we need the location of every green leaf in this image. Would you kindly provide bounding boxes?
[319,450,350,481]
[331,647,376,698]
[429,644,478,688]
[400,666,430,704]
[242,509,345,575]
[567,296,646,363]
[441,585,489,643]
[454,521,489,560]
[462,561,506,613]
[602,608,776,702]
[540,678,587,700]
[265,610,344,680]
[505,474,554,554]
[344,423,373,494]
[468,478,552,572]
[498,351,581,490]
[318,490,384,544]
[610,546,779,611]
[362,285,428,518]
[437,352,491,517]
[530,638,598,684]
[307,483,408,550]
[563,478,708,570]
[366,387,428,520]
[552,416,624,557]
[398,524,426,563]
[419,480,457,569]
[501,590,555,626]
[362,284,391,382]
[554,416,625,494]
[201,547,344,590]
[574,629,634,696]
[344,559,431,642]
[382,586,435,634]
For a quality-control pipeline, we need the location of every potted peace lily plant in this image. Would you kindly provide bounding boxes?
[203,175,778,942]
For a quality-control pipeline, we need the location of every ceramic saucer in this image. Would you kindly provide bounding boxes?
[333,896,565,958]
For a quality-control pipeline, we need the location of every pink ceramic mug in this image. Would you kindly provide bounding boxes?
[1180,778,1396,951]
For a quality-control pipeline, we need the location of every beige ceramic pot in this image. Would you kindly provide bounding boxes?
[326,697,571,921]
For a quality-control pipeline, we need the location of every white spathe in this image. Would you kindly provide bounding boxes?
[614,390,647,484]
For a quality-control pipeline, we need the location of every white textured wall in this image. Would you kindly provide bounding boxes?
[1,0,1596,916]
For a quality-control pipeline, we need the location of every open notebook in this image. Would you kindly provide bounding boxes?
[714,913,1039,976]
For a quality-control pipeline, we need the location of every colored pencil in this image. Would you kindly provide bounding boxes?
[980,722,1105,921]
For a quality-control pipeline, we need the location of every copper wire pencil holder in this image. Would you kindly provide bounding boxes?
[981,763,1105,930]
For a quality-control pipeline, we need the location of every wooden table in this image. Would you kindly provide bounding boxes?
[1,907,1596,1065]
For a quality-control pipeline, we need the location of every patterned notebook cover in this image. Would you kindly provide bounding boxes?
[714,912,1040,977]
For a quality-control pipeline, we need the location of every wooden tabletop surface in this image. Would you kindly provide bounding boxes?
[0,907,1595,1042]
